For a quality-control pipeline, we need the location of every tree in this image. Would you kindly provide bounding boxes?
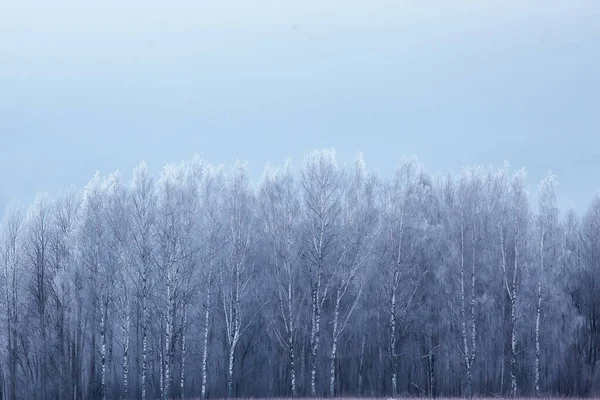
[455,168,485,398]
[259,160,303,396]
[328,154,378,397]
[129,161,157,400]
[220,161,257,397]
[379,158,427,395]
[23,193,54,400]
[301,149,344,396]
[198,163,226,399]
[534,172,558,396]
[1,201,24,400]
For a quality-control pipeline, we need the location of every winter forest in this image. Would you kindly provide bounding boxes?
[1,149,600,400]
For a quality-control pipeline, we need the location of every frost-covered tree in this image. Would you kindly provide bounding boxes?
[301,149,344,396]
[259,160,303,396]
[220,161,257,398]
[129,161,156,400]
[379,158,427,395]
[328,154,378,397]
[1,201,24,400]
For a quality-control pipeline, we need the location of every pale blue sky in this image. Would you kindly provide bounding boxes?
[1,1,599,215]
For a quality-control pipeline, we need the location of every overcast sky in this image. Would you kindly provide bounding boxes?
[1,1,599,215]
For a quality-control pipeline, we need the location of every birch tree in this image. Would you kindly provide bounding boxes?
[329,154,378,397]
[500,169,530,398]
[199,164,225,399]
[23,193,54,400]
[129,162,156,400]
[456,168,484,397]
[156,160,201,400]
[50,189,80,400]
[259,160,303,396]
[534,172,558,396]
[380,158,425,395]
[220,161,256,397]
[301,149,344,396]
[74,172,107,400]
[1,202,23,400]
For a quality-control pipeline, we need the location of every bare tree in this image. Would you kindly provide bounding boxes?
[129,162,156,400]
[301,149,344,396]
[259,160,303,396]
[199,164,225,399]
[1,201,23,400]
[379,158,425,396]
[220,161,256,397]
[534,172,558,397]
[329,154,378,397]
[456,168,484,398]
[23,193,54,400]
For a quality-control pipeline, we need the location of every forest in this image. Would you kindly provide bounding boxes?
[1,149,600,400]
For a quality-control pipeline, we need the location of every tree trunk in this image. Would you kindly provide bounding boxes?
[141,291,148,400]
[310,277,321,397]
[358,333,366,395]
[123,300,130,400]
[101,297,108,400]
[460,222,473,397]
[180,306,187,400]
[329,289,341,397]
[201,281,211,399]
[510,225,519,398]
[227,340,236,398]
[390,270,399,396]
[535,224,544,397]
[288,278,297,397]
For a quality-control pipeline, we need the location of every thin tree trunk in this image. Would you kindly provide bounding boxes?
[329,289,341,397]
[180,305,187,400]
[310,270,321,397]
[164,276,174,400]
[460,222,473,397]
[201,280,211,399]
[390,270,399,396]
[288,278,297,397]
[470,222,477,395]
[101,297,109,400]
[123,300,130,400]
[535,224,544,397]
[159,337,164,400]
[141,290,148,400]
[227,342,236,398]
[510,224,519,398]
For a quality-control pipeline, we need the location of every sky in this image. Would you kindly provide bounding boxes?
[1,0,599,216]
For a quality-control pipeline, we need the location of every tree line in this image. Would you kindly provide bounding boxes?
[1,149,599,400]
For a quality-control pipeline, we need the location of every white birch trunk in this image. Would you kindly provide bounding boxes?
[390,270,399,396]
[159,328,164,400]
[201,280,211,399]
[469,222,477,396]
[101,298,108,400]
[164,319,171,400]
[227,341,236,398]
[181,306,187,400]
[123,300,130,400]
[164,275,174,400]
[460,222,473,397]
[535,223,544,397]
[510,224,519,398]
[288,278,297,397]
[329,289,341,397]
[141,294,148,400]
[310,280,321,397]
